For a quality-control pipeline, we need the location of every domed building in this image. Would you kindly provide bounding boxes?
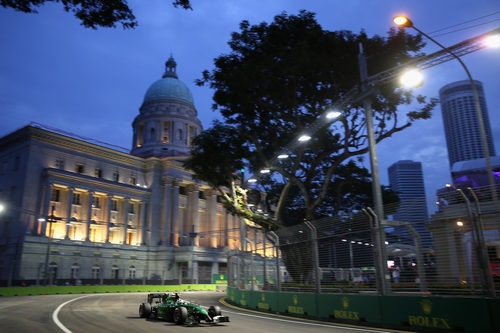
[131,56,202,158]
[0,57,262,286]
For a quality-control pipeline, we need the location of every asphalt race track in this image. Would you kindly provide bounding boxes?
[0,291,411,333]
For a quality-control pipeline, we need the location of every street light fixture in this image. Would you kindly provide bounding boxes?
[298,134,311,142]
[326,110,342,119]
[393,15,498,203]
[400,68,424,87]
[484,35,500,48]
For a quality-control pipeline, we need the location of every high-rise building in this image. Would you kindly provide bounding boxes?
[388,160,431,245]
[439,80,496,168]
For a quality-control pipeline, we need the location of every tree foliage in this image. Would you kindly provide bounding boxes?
[0,0,192,29]
[186,10,437,230]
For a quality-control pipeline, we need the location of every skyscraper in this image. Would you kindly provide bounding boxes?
[388,160,431,245]
[439,80,496,168]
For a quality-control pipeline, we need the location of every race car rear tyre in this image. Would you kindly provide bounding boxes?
[208,305,221,317]
[139,302,151,318]
[173,306,188,325]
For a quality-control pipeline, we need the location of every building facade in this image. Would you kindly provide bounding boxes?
[0,57,265,286]
[439,80,496,168]
[388,160,431,245]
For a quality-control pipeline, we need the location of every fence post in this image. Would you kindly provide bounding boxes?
[304,221,321,294]
[466,188,495,298]
[366,207,391,295]
[268,231,281,292]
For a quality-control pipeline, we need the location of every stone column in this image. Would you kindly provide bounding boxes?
[105,195,112,243]
[123,198,130,244]
[85,191,94,241]
[162,179,171,245]
[189,185,200,246]
[170,182,180,246]
[140,201,147,245]
[40,183,52,236]
[209,191,218,248]
[65,187,74,240]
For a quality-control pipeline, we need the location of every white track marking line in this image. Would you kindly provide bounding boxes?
[221,309,405,333]
[52,295,95,333]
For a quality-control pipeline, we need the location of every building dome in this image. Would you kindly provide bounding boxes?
[142,56,194,107]
[143,77,194,106]
[131,56,202,158]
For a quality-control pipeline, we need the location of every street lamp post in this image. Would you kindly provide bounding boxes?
[43,205,57,285]
[358,43,391,295]
[189,228,198,284]
[394,15,498,204]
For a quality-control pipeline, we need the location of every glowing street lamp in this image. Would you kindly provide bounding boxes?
[326,110,342,119]
[484,35,500,48]
[400,68,423,87]
[298,134,311,142]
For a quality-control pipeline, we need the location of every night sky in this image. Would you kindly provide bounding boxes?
[1,0,499,214]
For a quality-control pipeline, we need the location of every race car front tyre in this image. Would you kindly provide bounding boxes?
[208,305,221,318]
[174,306,188,325]
[139,303,151,318]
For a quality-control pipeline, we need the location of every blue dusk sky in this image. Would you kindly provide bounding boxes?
[0,0,499,215]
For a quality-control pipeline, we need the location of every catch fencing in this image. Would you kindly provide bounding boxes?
[228,183,500,297]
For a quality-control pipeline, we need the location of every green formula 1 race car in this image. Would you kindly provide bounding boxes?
[138,292,230,325]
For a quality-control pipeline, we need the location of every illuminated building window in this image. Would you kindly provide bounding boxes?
[92,197,101,208]
[111,199,118,211]
[69,224,77,239]
[127,231,133,245]
[50,189,60,202]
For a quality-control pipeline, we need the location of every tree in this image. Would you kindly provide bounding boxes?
[187,10,436,231]
[0,0,192,29]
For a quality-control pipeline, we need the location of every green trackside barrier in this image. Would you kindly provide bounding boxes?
[253,291,278,312]
[317,293,382,324]
[0,284,217,297]
[278,291,317,316]
[227,287,499,333]
[380,295,492,333]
